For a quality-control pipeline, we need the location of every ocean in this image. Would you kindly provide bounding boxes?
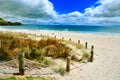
[0,25,120,35]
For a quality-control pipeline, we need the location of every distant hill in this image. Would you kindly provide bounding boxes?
[0,18,22,26]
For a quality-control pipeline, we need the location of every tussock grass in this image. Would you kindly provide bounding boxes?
[0,31,90,64]
[79,51,90,62]
[41,59,55,66]
[0,76,56,80]
[58,39,84,49]
[0,32,71,62]
[54,66,67,76]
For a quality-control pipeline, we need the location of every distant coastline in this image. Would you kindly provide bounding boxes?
[0,18,22,26]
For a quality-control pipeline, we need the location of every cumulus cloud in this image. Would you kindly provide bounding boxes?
[0,0,120,25]
[0,0,58,18]
[51,11,85,24]
[60,11,83,21]
[84,0,120,17]
[53,0,120,24]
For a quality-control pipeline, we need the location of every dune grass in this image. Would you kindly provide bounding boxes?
[61,40,84,49]
[0,76,55,80]
[0,32,71,63]
[54,66,67,76]
[0,31,90,64]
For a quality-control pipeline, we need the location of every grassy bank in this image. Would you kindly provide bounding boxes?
[0,31,71,62]
[0,76,55,80]
[0,31,89,64]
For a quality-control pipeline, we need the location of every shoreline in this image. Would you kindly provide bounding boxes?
[0,25,120,36]
[0,27,120,36]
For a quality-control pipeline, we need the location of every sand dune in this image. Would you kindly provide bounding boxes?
[33,31,120,80]
[0,29,120,80]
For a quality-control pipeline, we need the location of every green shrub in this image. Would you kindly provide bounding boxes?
[0,76,55,80]
[54,67,66,76]
[0,48,12,61]
[42,59,54,66]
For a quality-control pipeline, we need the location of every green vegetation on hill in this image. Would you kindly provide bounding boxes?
[0,18,22,26]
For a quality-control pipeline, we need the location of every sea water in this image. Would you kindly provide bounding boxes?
[0,25,120,35]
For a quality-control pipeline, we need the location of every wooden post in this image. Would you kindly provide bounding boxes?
[0,40,1,48]
[47,34,49,37]
[89,45,94,62]
[40,34,42,36]
[62,37,64,40]
[19,51,25,75]
[85,42,88,49]
[66,57,71,72]
[29,39,32,48]
[69,38,71,41]
[54,35,56,38]
[78,40,80,44]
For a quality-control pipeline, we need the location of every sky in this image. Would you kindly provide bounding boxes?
[49,0,98,13]
[0,0,120,25]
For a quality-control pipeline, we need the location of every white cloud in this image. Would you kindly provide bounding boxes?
[0,0,58,18]
[51,11,84,24]
[67,11,83,17]
[84,0,120,17]
[54,0,120,24]
[0,0,120,25]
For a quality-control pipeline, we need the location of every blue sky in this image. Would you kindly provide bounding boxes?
[49,0,98,13]
[0,0,120,25]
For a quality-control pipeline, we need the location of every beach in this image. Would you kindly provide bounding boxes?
[0,29,120,80]
[53,32,120,80]
[36,30,120,80]
[0,0,120,79]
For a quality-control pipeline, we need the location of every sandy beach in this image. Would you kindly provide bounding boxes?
[0,29,120,80]
[0,0,120,79]
[37,31,120,80]
[53,32,120,80]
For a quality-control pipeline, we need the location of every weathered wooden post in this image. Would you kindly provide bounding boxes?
[89,45,94,62]
[54,35,56,38]
[47,34,49,37]
[85,42,88,49]
[62,37,64,40]
[40,34,42,36]
[0,40,1,48]
[19,51,25,75]
[69,38,71,41]
[66,57,71,72]
[78,40,80,44]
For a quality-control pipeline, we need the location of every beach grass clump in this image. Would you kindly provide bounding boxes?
[0,76,56,80]
[41,59,55,66]
[71,54,79,61]
[79,52,90,62]
[37,38,71,58]
[61,40,84,49]
[0,32,71,62]
[0,31,90,63]
[54,66,67,76]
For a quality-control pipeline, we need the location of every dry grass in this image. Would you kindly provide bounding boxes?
[79,52,90,62]
[0,31,90,64]
[0,76,56,80]
[58,39,84,49]
[53,66,67,76]
[0,32,71,62]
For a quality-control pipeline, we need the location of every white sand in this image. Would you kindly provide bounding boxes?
[0,29,120,80]
[54,32,120,80]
